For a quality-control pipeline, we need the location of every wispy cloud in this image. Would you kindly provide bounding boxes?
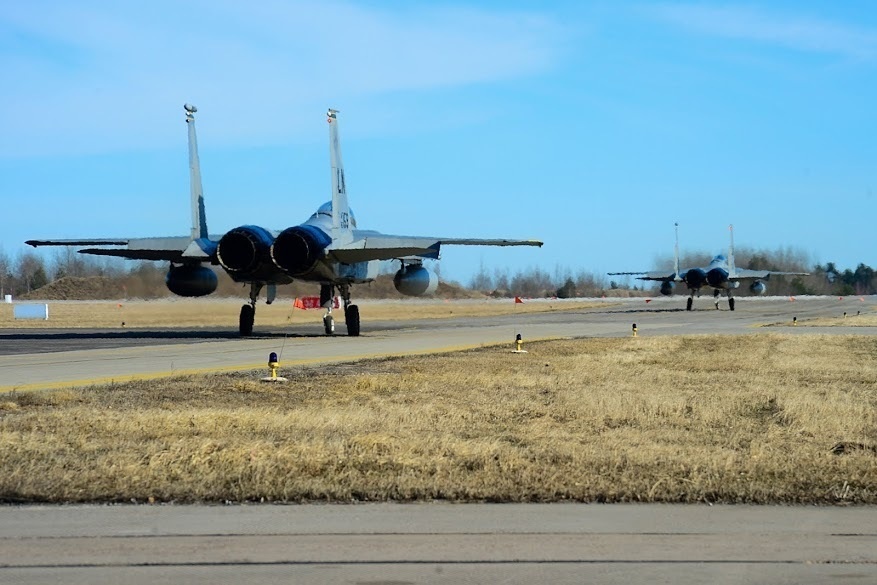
[0,1,566,157]
[646,3,877,60]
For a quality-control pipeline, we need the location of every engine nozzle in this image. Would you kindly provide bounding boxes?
[270,226,331,276]
[684,268,707,289]
[217,226,274,274]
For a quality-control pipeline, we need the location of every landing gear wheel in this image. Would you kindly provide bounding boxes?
[345,304,360,337]
[729,297,735,311]
[686,297,693,311]
[239,305,255,337]
[323,314,335,335]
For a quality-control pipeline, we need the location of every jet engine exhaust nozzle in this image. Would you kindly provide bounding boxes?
[706,268,729,288]
[217,226,274,274]
[685,268,707,289]
[271,226,330,276]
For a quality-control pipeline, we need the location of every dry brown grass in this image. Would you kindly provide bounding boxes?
[0,298,608,329]
[790,311,877,328]
[1,334,876,504]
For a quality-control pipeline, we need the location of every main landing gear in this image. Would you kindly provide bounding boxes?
[320,284,360,336]
[686,291,735,312]
[711,289,736,311]
[238,282,276,336]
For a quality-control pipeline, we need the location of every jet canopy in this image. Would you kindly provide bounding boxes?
[310,201,357,228]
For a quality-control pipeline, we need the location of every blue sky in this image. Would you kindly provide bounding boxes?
[1,1,875,285]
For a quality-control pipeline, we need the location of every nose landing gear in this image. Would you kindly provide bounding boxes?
[320,284,361,336]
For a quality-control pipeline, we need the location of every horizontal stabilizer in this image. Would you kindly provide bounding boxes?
[329,234,542,264]
[608,271,680,282]
[331,247,439,263]
[27,239,130,247]
[27,236,220,263]
[732,269,810,280]
[78,248,187,262]
[438,238,543,247]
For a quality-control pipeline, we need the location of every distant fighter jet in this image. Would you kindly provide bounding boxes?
[27,105,542,336]
[609,224,808,311]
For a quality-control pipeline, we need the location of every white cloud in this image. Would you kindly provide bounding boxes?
[0,1,566,157]
[647,3,877,60]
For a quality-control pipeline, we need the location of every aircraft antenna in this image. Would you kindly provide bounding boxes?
[673,222,680,280]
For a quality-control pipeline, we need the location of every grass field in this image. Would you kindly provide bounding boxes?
[1,334,875,504]
[0,298,609,329]
[792,313,877,327]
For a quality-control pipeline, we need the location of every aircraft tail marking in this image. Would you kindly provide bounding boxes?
[327,109,352,242]
[185,104,209,241]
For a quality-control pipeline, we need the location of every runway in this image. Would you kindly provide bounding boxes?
[1,296,874,392]
[1,503,876,584]
[2,296,876,584]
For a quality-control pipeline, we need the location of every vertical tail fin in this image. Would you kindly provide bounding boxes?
[185,104,209,241]
[673,222,680,280]
[728,224,737,277]
[327,108,352,242]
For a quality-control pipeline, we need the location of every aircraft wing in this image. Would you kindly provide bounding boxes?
[328,234,543,264]
[607,270,680,282]
[26,236,219,262]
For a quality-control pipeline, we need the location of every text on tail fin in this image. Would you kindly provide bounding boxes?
[327,108,351,237]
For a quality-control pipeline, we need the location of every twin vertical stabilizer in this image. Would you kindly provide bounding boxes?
[185,104,209,242]
[327,109,352,243]
[727,224,737,277]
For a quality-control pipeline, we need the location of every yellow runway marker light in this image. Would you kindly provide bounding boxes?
[512,333,527,353]
[632,323,638,337]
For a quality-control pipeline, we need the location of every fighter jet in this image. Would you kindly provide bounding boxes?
[609,224,808,311]
[27,105,542,336]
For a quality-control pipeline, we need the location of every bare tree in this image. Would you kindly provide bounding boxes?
[15,251,49,294]
[0,247,9,298]
[468,260,493,292]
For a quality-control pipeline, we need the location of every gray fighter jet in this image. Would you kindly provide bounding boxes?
[609,224,808,311]
[27,105,542,336]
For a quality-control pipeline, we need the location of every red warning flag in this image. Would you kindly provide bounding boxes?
[645,299,652,303]
[298,296,339,309]
[514,296,524,304]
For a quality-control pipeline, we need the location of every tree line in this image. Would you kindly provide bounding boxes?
[468,247,877,298]
[1,246,875,299]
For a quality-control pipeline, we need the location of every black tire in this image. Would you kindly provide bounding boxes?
[346,304,360,337]
[239,305,255,337]
[729,297,736,311]
[323,315,335,335]
[686,297,693,311]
